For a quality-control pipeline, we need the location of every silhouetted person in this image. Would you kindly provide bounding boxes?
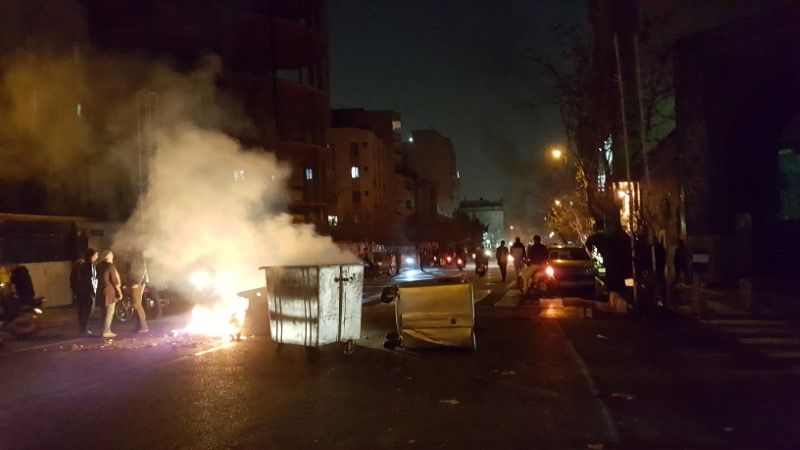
[495,240,509,282]
[510,237,526,275]
[75,248,98,335]
[674,239,688,286]
[10,265,34,307]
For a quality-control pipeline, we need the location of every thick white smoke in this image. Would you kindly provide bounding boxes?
[115,124,355,298]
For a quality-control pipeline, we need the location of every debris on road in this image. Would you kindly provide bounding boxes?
[611,392,636,400]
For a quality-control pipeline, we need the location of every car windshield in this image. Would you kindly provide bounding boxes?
[549,248,590,260]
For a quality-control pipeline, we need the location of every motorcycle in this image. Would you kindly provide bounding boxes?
[114,284,170,323]
[0,283,46,338]
[475,261,488,277]
[456,257,465,271]
[518,264,556,298]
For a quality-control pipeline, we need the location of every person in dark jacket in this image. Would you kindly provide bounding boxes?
[10,265,35,306]
[674,239,688,287]
[74,248,98,335]
[96,250,123,338]
[495,240,509,282]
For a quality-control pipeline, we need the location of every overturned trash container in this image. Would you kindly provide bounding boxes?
[260,264,363,353]
[382,278,476,351]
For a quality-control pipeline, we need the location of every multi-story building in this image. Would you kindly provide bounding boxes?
[86,0,333,226]
[328,127,395,242]
[329,109,400,243]
[403,130,461,217]
[0,0,91,216]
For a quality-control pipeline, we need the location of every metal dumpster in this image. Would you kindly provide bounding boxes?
[386,278,476,350]
[260,264,363,351]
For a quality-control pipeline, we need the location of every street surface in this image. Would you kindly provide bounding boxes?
[1,264,799,449]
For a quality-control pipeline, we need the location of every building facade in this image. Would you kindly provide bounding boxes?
[86,0,333,226]
[328,127,395,242]
[404,130,460,217]
[459,198,505,250]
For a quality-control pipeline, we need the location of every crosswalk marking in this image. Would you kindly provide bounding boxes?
[705,317,800,363]
[494,290,521,308]
[762,350,800,359]
[707,319,799,327]
[722,327,798,334]
[738,337,800,345]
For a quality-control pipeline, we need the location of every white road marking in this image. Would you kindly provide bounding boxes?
[739,337,800,345]
[494,291,521,308]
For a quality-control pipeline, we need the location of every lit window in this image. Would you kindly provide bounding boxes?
[234,170,245,182]
[456,170,460,179]
[305,168,313,180]
[351,166,360,178]
[327,215,339,227]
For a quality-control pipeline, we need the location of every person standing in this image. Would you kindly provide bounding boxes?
[495,240,509,282]
[96,250,123,338]
[510,237,526,276]
[674,239,688,287]
[10,265,35,307]
[75,248,98,335]
[126,249,150,332]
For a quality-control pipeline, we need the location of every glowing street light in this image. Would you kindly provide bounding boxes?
[550,148,563,159]
[554,199,562,206]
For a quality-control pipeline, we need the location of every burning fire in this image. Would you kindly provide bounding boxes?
[174,269,250,339]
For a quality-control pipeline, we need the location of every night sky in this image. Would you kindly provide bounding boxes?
[329,0,588,208]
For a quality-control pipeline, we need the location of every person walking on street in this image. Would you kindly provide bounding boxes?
[74,248,98,335]
[510,237,526,276]
[674,239,688,287]
[496,240,509,282]
[126,249,150,332]
[96,250,123,338]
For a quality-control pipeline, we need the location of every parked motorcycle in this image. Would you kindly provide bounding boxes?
[114,284,170,323]
[0,294,46,338]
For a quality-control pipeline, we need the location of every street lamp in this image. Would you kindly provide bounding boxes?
[554,199,562,206]
[550,148,563,160]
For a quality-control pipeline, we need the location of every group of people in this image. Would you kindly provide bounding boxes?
[70,248,150,338]
[495,236,549,283]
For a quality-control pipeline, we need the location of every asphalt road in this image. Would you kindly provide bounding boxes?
[1,264,798,449]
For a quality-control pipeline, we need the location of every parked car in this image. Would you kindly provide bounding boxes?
[363,253,396,278]
[547,245,597,291]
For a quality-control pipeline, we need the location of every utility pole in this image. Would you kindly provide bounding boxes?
[136,91,159,198]
[614,33,638,309]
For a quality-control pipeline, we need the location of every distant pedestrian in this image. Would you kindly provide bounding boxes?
[96,250,123,338]
[674,239,688,287]
[74,248,98,335]
[510,237,526,275]
[495,240,509,282]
